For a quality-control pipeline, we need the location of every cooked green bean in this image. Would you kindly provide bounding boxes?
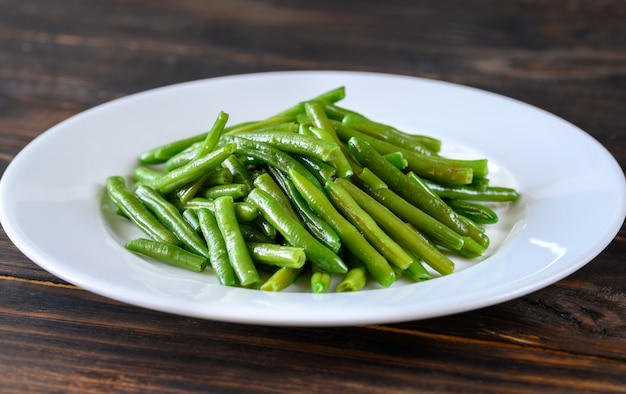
[293,154,337,183]
[260,267,302,292]
[125,238,207,272]
[404,259,433,282]
[347,137,490,249]
[213,196,261,287]
[254,214,278,240]
[149,143,236,195]
[253,173,300,220]
[220,154,254,192]
[163,142,201,172]
[239,223,277,243]
[232,131,341,162]
[352,169,465,252]
[139,135,207,165]
[446,199,499,224]
[203,183,249,200]
[204,167,234,186]
[196,208,236,286]
[289,169,395,287]
[184,198,258,222]
[326,180,413,270]
[310,268,332,293]
[220,135,324,191]
[247,243,306,269]
[424,181,520,202]
[336,263,368,292]
[140,117,291,164]
[246,187,348,275]
[336,177,456,275]
[133,167,164,183]
[304,102,354,178]
[105,176,179,245]
[342,113,442,154]
[135,184,209,257]
[383,152,408,170]
[222,116,295,135]
[334,122,484,184]
[182,208,200,232]
[175,173,211,203]
[268,166,341,254]
[195,111,229,159]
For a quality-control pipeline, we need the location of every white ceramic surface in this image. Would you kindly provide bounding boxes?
[1,71,624,326]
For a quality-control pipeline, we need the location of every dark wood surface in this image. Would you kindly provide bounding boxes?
[1,1,625,393]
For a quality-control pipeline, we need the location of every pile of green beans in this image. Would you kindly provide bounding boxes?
[104,87,519,292]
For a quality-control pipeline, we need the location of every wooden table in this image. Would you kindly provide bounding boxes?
[1,1,625,392]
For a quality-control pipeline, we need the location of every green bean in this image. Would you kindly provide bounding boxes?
[336,263,368,292]
[326,180,413,270]
[246,187,348,274]
[194,111,229,160]
[184,198,258,223]
[318,102,363,121]
[163,142,201,172]
[196,208,236,286]
[334,122,483,185]
[232,121,299,134]
[139,136,207,165]
[135,185,209,257]
[383,152,408,170]
[247,243,306,269]
[293,155,337,183]
[424,181,520,202]
[347,137,490,249]
[182,208,200,232]
[406,171,490,249]
[232,131,341,162]
[253,173,300,221]
[140,117,291,164]
[353,169,464,252]
[254,214,278,240]
[203,183,249,200]
[222,116,295,135]
[213,196,261,287]
[260,267,302,292]
[133,167,164,183]
[204,167,233,186]
[336,177,456,275]
[446,200,499,224]
[289,169,395,287]
[239,223,277,243]
[220,154,254,193]
[175,173,211,203]
[105,176,179,245]
[404,258,432,282]
[304,102,354,178]
[310,268,332,293]
[268,167,342,254]
[221,135,324,191]
[149,143,236,195]
[125,238,207,272]
[342,113,442,154]
[365,170,486,258]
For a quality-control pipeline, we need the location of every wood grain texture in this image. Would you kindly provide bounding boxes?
[1,0,625,393]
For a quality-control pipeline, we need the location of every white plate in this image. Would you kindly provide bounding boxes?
[1,71,624,326]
